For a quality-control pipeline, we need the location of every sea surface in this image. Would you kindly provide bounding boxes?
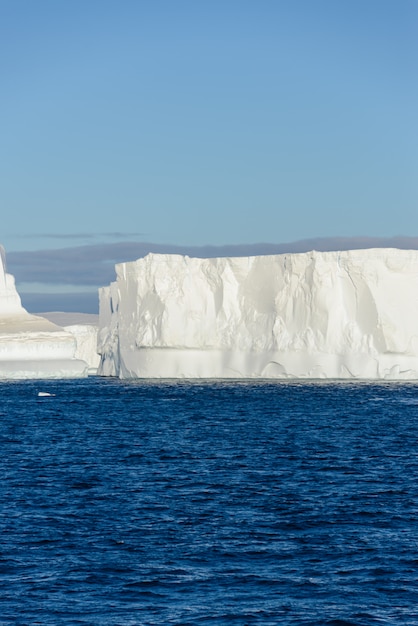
[1,378,418,625]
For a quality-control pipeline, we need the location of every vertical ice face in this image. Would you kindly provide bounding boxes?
[97,249,418,380]
[0,245,6,291]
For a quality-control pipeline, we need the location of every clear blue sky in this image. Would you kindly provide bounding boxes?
[2,0,417,254]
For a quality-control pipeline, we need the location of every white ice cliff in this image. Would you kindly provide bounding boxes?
[0,249,89,379]
[97,249,418,380]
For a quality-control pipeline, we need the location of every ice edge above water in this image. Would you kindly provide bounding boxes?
[2,247,418,381]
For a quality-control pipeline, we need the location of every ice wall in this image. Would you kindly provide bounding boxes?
[97,249,418,380]
[0,249,88,379]
[62,324,99,374]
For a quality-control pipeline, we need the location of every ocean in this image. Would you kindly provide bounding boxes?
[1,377,418,625]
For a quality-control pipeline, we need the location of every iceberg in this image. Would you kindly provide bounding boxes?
[97,249,418,380]
[40,313,100,375]
[0,247,89,379]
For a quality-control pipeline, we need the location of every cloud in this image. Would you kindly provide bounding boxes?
[14,232,145,240]
[8,235,418,313]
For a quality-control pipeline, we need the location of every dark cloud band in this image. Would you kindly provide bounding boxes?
[8,236,418,313]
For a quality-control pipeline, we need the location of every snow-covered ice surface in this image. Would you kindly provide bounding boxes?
[0,251,89,379]
[97,249,418,380]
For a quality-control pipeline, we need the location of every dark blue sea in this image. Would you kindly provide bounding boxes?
[1,378,418,625]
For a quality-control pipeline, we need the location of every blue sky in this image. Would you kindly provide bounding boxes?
[3,0,417,249]
[1,0,417,311]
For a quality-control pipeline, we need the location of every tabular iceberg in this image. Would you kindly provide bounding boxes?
[97,249,418,380]
[0,248,88,379]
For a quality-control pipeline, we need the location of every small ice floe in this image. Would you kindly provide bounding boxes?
[37,391,56,397]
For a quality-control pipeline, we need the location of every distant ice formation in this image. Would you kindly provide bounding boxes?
[0,249,89,379]
[97,249,418,380]
[41,313,100,374]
